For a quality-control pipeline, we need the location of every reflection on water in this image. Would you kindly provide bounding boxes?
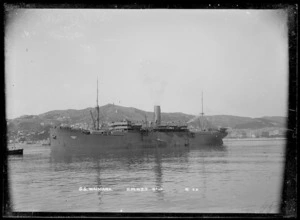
[9,140,284,213]
[49,145,228,207]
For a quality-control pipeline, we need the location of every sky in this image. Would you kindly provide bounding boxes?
[5,8,288,119]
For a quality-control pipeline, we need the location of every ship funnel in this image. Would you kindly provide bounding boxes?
[154,105,161,126]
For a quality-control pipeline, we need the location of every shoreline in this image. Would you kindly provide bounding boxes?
[224,137,286,141]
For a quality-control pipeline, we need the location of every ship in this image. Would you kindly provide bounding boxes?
[7,142,23,155]
[50,80,228,154]
[8,148,23,155]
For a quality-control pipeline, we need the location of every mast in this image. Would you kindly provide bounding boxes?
[90,110,96,129]
[96,77,100,130]
[144,114,148,128]
[201,91,204,117]
[200,91,204,130]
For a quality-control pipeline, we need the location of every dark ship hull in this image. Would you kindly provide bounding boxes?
[50,126,227,155]
[8,148,23,155]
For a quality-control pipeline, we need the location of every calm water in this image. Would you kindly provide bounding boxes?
[8,139,285,213]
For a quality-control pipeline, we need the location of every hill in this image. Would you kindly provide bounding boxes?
[6,104,287,142]
[234,117,286,129]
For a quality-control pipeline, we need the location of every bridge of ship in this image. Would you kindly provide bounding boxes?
[108,121,189,133]
[108,121,142,132]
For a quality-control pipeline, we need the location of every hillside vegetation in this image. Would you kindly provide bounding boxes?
[6,104,287,142]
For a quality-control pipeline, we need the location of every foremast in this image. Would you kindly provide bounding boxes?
[96,77,100,130]
[200,91,205,131]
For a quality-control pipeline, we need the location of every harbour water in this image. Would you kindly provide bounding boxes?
[7,139,285,213]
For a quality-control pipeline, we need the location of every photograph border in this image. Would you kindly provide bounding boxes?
[2,2,297,218]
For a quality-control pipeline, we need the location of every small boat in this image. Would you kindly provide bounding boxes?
[8,148,23,155]
[8,141,24,155]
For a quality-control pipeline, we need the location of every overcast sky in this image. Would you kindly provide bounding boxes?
[5,9,288,119]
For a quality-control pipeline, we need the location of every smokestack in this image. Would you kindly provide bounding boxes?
[154,105,161,126]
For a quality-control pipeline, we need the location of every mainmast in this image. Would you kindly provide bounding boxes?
[90,110,96,129]
[96,77,100,130]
